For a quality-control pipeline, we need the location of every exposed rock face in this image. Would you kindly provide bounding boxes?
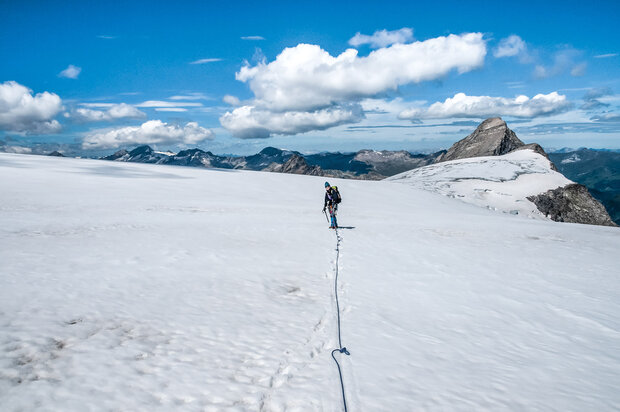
[527,183,617,226]
[47,151,65,157]
[437,117,525,162]
[266,154,323,176]
[102,149,129,161]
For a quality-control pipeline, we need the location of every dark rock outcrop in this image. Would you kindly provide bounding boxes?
[436,117,525,162]
[47,151,65,157]
[549,148,620,225]
[527,184,617,227]
[265,154,323,176]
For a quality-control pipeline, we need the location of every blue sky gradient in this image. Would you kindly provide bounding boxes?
[1,0,619,155]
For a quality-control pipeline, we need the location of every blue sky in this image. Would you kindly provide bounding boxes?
[1,0,619,156]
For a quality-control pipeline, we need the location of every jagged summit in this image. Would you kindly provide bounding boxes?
[437,117,525,162]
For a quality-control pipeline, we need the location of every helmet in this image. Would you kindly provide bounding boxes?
[324,182,330,188]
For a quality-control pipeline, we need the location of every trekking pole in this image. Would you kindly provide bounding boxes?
[323,209,330,223]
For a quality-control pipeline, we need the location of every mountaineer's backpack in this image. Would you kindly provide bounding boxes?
[331,186,342,204]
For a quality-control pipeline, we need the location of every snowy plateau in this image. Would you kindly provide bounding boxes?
[1,152,619,411]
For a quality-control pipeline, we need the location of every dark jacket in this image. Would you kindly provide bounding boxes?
[324,187,337,208]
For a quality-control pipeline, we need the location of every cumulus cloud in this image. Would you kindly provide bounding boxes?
[70,103,146,122]
[59,65,82,79]
[221,32,486,138]
[348,28,414,48]
[223,95,241,106]
[220,105,363,139]
[398,92,571,120]
[234,33,485,112]
[82,120,215,149]
[0,81,63,134]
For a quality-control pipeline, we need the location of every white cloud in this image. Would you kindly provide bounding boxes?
[237,33,486,112]
[591,112,620,122]
[0,81,63,134]
[398,92,571,120]
[82,120,215,149]
[168,93,209,100]
[190,58,223,64]
[59,64,82,79]
[223,95,241,106]
[220,105,363,139]
[71,103,146,122]
[241,36,265,41]
[221,33,486,137]
[348,28,414,48]
[135,100,203,108]
[155,108,187,112]
[1,145,32,154]
[493,35,526,58]
[594,53,618,58]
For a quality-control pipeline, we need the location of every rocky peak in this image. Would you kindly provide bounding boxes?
[437,117,525,162]
[266,154,323,176]
[281,154,322,175]
[259,147,284,156]
[47,151,65,157]
[128,145,153,156]
[102,149,129,161]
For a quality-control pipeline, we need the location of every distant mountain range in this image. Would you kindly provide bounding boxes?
[89,118,617,226]
[101,145,444,180]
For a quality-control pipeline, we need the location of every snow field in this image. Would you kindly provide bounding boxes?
[1,152,619,411]
[387,149,572,218]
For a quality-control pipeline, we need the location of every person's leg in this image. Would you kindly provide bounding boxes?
[333,204,338,228]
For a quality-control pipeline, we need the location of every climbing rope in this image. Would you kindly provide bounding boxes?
[331,228,350,411]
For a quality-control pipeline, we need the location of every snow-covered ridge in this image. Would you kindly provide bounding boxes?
[1,153,619,410]
[387,149,572,219]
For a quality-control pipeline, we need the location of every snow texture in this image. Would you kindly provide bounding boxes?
[1,153,619,411]
[388,149,572,219]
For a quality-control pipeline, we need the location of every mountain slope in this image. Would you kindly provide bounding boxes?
[389,149,572,219]
[1,153,619,411]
